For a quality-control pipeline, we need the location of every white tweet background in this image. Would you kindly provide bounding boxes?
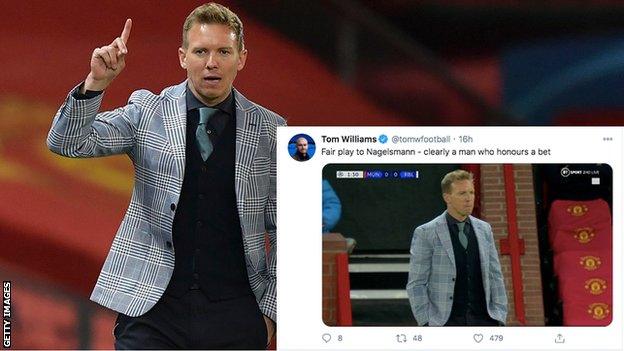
[277,127,623,351]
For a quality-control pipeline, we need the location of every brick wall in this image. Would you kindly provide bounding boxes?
[480,164,546,326]
[322,233,347,326]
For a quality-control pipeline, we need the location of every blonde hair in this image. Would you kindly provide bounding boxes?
[182,2,244,51]
[441,170,473,194]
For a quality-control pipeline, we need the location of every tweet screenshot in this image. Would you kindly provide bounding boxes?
[277,127,622,351]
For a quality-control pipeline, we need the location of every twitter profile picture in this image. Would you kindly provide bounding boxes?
[288,134,315,161]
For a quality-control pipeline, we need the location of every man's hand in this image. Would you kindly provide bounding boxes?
[263,315,275,346]
[82,19,132,92]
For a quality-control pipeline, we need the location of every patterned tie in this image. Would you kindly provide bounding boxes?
[456,222,468,249]
[196,107,218,161]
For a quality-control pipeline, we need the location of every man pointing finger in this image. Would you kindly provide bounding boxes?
[83,18,131,92]
[47,3,282,349]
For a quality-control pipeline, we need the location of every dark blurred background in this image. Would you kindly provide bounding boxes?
[1,0,623,348]
[243,0,624,125]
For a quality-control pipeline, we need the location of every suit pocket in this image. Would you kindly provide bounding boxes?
[105,222,152,285]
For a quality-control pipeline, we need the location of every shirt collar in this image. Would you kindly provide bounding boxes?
[185,84,235,116]
[445,211,471,226]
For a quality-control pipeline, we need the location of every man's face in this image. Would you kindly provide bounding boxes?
[443,179,475,220]
[296,138,308,154]
[178,23,247,106]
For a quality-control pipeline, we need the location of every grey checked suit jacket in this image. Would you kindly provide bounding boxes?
[406,211,508,326]
[47,81,284,321]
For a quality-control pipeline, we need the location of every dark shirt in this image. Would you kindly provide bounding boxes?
[184,86,233,143]
[292,151,310,161]
[72,85,103,100]
[165,86,253,300]
[445,212,490,324]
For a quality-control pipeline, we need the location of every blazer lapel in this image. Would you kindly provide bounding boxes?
[161,81,187,180]
[472,217,491,293]
[233,88,262,226]
[435,212,455,267]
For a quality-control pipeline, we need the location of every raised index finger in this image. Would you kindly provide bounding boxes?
[121,18,132,44]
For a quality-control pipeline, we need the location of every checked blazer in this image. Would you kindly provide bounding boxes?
[47,81,283,321]
[406,211,508,326]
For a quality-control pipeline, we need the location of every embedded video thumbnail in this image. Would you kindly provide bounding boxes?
[321,164,612,327]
